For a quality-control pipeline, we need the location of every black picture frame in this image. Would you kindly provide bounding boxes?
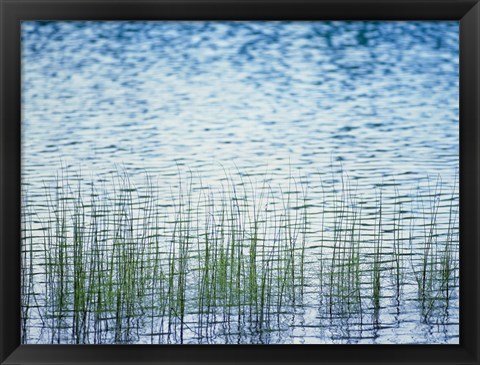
[1,0,479,364]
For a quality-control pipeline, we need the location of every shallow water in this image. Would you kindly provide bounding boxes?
[21,21,459,344]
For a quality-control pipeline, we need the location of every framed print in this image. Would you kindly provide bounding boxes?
[1,0,479,364]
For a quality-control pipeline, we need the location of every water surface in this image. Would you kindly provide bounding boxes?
[21,21,459,344]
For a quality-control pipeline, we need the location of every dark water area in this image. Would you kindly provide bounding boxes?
[21,21,459,344]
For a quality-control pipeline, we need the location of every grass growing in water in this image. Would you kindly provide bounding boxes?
[21,167,459,344]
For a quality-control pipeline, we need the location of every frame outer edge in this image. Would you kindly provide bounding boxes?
[1,1,480,365]
[1,1,22,364]
[1,1,5,362]
[460,1,480,364]
[475,3,479,363]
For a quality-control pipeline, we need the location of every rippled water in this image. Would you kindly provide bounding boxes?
[21,21,459,344]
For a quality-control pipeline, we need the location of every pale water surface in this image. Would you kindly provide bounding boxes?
[21,21,459,344]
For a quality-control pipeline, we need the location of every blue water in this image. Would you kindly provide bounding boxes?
[21,21,459,344]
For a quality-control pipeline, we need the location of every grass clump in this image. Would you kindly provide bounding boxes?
[21,166,459,344]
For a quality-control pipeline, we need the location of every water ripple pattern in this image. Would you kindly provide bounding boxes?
[21,21,459,344]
